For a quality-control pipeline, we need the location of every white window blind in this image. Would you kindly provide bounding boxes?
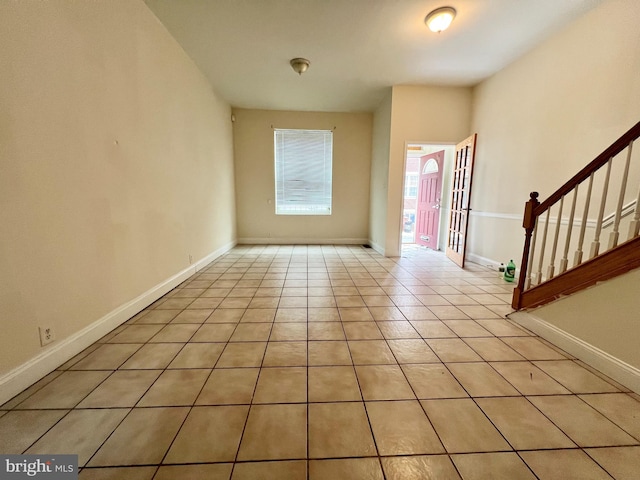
[274,129,333,215]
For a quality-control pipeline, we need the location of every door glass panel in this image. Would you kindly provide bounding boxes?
[422,158,439,174]
[446,134,477,268]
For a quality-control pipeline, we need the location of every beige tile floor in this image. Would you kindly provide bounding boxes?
[1,244,639,479]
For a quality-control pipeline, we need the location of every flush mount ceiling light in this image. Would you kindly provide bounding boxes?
[425,6,457,33]
[290,58,310,75]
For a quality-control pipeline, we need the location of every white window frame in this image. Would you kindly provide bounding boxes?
[274,129,333,215]
[404,173,419,198]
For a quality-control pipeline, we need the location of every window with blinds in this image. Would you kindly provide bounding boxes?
[274,129,333,215]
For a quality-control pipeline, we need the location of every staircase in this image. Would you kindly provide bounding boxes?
[512,121,640,310]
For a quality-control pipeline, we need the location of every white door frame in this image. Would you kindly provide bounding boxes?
[400,141,456,253]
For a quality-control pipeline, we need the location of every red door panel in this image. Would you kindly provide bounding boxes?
[415,151,444,250]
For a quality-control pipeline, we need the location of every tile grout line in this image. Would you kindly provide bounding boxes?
[81,259,233,472]
[348,261,403,480]
[389,260,569,475]
[154,294,236,472]
[2,245,638,478]
[401,251,633,480]
[229,251,293,477]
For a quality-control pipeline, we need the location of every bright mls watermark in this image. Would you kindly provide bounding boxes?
[0,455,77,479]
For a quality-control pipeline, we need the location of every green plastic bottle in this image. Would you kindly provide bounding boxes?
[504,259,516,282]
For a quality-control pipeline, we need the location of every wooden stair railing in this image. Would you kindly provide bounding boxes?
[513,121,640,310]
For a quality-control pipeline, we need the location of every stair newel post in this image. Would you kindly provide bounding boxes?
[512,192,540,310]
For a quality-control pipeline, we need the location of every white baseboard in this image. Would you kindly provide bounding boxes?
[194,240,236,272]
[466,252,521,279]
[466,252,502,270]
[0,242,235,405]
[509,311,640,394]
[237,237,369,245]
[368,240,384,256]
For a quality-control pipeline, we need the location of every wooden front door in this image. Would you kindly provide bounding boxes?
[415,151,444,250]
[446,134,477,268]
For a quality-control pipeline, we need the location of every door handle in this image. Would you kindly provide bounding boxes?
[432,205,440,209]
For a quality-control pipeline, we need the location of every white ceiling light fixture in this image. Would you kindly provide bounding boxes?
[425,6,457,33]
[290,58,310,75]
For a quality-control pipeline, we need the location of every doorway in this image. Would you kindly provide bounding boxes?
[401,143,455,249]
[415,151,444,250]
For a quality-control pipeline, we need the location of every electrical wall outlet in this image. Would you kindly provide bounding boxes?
[39,326,55,346]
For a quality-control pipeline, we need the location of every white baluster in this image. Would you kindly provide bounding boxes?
[574,173,594,266]
[525,220,539,290]
[547,197,564,279]
[629,184,640,239]
[536,209,551,285]
[560,188,578,273]
[590,158,612,258]
[609,141,633,248]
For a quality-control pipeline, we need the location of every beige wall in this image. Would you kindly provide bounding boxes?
[368,92,393,253]
[233,109,372,243]
[386,85,473,256]
[531,268,640,369]
[470,0,640,265]
[0,1,236,376]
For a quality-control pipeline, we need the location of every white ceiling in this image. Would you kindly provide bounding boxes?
[144,0,602,112]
